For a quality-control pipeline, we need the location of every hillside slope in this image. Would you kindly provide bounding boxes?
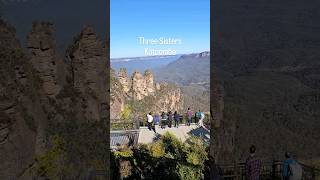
[154,52,210,112]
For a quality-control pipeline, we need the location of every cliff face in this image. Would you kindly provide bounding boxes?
[0,19,108,179]
[27,22,61,97]
[210,73,234,164]
[110,69,182,119]
[0,19,38,179]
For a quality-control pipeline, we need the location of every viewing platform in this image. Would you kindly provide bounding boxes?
[110,118,210,150]
[138,123,210,144]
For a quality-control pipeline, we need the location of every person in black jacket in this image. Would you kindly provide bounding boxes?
[174,111,180,128]
[167,111,173,128]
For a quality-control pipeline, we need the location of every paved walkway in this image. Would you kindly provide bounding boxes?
[138,124,210,144]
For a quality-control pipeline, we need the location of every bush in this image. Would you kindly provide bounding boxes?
[33,135,69,179]
[112,132,208,179]
[177,163,203,180]
[120,104,132,120]
[150,141,165,158]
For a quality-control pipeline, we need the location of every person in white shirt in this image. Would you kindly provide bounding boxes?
[147,112,156,132]
[198,112,205,127]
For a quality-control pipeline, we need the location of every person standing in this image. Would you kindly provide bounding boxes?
[186,108,193,126]
[198,111,205,127]
[153,112,160,125]
[245,145,262,180]
[147,112,155,133]
[167,111,173,128]
[196,110,201,123]
[174,111,180,128]
[161,111,167,129]
[283,152,302,180]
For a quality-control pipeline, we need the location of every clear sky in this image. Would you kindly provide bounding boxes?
[111,0,210,58]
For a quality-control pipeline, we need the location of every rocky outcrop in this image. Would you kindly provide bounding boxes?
[0,19,108,179]
[118,68,131,93]
[27,22,61,97]
[157,84,182,112]
[131,71,148,100]
[144,70,155,95]
[67,25,108,122]
[0,19,38,179]
[111,69,183,119]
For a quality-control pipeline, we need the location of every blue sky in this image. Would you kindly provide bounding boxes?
[111,0,210,58]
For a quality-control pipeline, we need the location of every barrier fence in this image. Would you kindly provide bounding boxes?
[219,161,320,180]
[111,113,211,131]
[89,160,320,180]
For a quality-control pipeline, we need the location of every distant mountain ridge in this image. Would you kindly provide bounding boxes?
[153,51,210,112]
[111,55,180,75]
[154,51,210,86]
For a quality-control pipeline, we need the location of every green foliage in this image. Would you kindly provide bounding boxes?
[46,117,109,177]
[114,146,133,158]
[120,104,132,120]
[150,141,165,158]
[184,137,208,166]
[127,96,156,119]
[33,135,68,179]
[160,132,184,159]
[177,163,203,180]
[112,132,208,179]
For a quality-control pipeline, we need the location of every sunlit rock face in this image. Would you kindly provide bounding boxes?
[118,68,131,93]
[131,71,148,100]
[144,70,155,95]
[111,69,183,118]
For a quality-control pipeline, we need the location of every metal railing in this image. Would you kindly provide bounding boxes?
[111,113,211,130]
[218,161,320,180]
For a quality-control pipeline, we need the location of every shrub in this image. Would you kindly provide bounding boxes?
[33,135,68,179]
[120,104,132,120]
[150,141,165,158]
[114,146,133,158]
[177,163,203,180]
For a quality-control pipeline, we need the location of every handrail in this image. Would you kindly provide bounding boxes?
[217,160,320,179]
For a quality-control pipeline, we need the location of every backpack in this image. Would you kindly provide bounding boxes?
[289,161,303,180]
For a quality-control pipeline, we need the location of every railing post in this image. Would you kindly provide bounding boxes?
[272,160,276,179]
[311,168,316,180]
[234,161,238,180]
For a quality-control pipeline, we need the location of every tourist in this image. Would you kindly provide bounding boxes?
[167,111,173,128]
[161,111,167,129]
[282,152,302,180]
[196,110,201,123]
[147,112,155,133]
[186,108,193,126]
[198,111,205,127]
[153,112,160,125]
[245,145,262,180]
[174,111,180,128]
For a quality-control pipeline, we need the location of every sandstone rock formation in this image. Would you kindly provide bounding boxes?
[144,70,155,95]
[27,22,61,97]
[110,69,183,119]
[67,25,108,122]
[131,71,148,100]
[0,19,108,179]
[118,68,131,93]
